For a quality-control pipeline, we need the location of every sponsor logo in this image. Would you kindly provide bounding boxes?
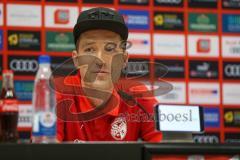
[189,83,220,105]
[223,83,240,105]
[128,33,150,55]
[119,0,148,5]
[154,60,185,78]
[154,12,184,31]
[0,4,3,26]
[154,82,186,104]
[223,14,240,33]
[18,105,33,128]
[156,105,201,132]
[122,58,150,78]
[188,0,218,8]
[197,39,210,53]
[222,36,240,58]
[32,111,56,136]
[0,30,2,50]
[224,109,240,127]
[203,108,220,128]
[190,89,218,95]
[223,0,240,9]
[10,59,38,72]
[1,99,18,112]
[46,31,75,52]
[83,0,113,3]
[189,60,218,79]
[223,62,240,79]
[189,13,217,32]
[154,0,183,6]
[8,55,39,75]
[7,4,41,27]
[153,34,185,56]
[193,133,220,143]
[15,81,34,101]
[111,117,127,140]
[40,112,56,128]
[7,30,41,51]
[188,35,219,57]
[9,56,76,77]
[191,89,218,103]
[119,10,149,30]
[225,133,240,143]
[158,109,194,122]
[54,9,69,24]
[45,6,78,28]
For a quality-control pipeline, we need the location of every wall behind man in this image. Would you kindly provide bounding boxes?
[0,0,239,143]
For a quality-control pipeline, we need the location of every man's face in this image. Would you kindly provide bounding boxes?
[72,29,128,91]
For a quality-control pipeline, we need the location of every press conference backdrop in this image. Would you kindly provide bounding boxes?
[0,0,239,143]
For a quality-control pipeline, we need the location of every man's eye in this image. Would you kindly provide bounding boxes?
[84,47,95,53]
[104,42,117,53]
[120,40,132,50]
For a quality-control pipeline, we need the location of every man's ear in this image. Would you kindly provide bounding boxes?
[72,50,79,68]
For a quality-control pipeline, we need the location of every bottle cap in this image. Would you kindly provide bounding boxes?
[2,69,13,74]
[39,55,51,64]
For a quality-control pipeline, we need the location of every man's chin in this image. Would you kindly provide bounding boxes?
[94,83,113,92]
[84,81,113,92]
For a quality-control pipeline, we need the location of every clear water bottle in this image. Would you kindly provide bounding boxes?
[32,55,56,143]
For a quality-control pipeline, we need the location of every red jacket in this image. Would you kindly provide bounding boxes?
[55,74,162,142]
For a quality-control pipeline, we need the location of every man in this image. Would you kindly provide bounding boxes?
[55,7,162,142]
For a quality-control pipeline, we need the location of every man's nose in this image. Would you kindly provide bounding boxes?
[96,49,109,63]
[95,50,107,67]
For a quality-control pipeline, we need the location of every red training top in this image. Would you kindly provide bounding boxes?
[55,74,162,142]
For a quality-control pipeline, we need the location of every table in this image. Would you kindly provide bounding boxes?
[0,143,239,160]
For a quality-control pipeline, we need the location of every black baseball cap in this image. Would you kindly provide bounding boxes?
[73,7,128,45]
